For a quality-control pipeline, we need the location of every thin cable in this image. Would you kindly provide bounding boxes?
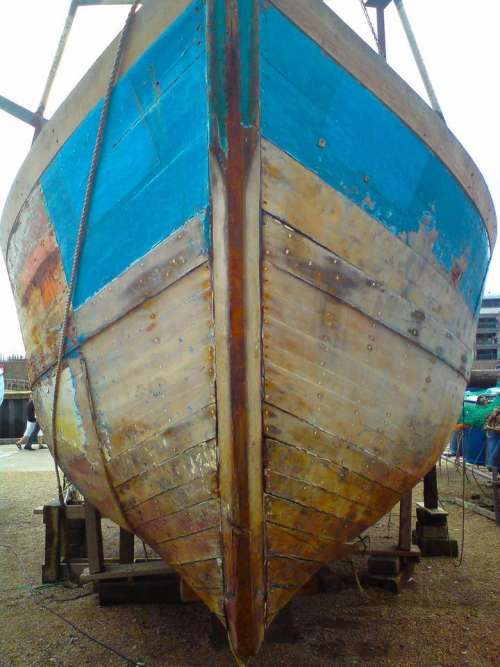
[50,0,140,505]
[454,400,466,567]
[0,544,143,666]
[358,0,380,52]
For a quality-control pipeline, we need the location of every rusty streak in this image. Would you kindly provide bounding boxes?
[208,0,264,659]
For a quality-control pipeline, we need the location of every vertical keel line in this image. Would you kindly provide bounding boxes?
[208,0,264,659]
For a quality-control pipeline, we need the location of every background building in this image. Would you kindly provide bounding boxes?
[471,294,500,388]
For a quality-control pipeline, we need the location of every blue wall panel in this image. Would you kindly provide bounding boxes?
[41,1,208,308]
[260,3,490,313]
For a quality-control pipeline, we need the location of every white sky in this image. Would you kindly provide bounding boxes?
[0,0,498,357]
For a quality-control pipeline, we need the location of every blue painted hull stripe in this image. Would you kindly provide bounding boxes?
[260,2,489,313]
[41,1,208,309]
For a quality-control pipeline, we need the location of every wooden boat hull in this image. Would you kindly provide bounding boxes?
[0,0,495,659]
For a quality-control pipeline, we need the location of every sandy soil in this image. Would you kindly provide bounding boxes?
[0,459,498,667]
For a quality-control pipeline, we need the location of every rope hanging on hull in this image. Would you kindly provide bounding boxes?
[50,0,140,506]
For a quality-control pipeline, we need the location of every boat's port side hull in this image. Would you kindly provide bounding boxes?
[4,0,226,622]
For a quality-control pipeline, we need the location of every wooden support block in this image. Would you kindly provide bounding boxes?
[413,501,458,557]
[364,559,416,594]
[97,576,181,606]
[119,528,134,564]
[80,560,171,583]
[398,490,413,551]
[416,502,448,526]
[42,500,63,583]
[84,502,104,575]
[368,546,420,560]
[367,554,400,576]
[423,465,439,510]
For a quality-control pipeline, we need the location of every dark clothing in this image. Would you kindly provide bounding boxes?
[25,399,39,450]
[27,399,36,423]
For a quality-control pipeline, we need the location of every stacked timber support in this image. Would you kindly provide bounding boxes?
[365,490,420,593]
[412,465,458,556]
[40,499,87,582]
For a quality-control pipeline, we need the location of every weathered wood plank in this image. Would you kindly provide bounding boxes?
[264,314,430,418]
[126,472,219,526]
[268,0,495,248]
[264,404,408,495]
[265,469,383,528]
[263,261,463,403]
[119,528,135,564]
[107,403,216,486]
[261,140,476,345]
[264,214,471,376]
[75,217,208,341]
[140,499,220,543]
[117,439,218,512]
[85,503,104,575]
[6,186,67,380]
[265,359,458,476]
[265,495,353,543]
[266,522,345,563]
[155,527,222,564]
[176,558,224,591]
[266,439,398,512]
[267,554,319,588]
[264,328,438,453]
[55,264,216,468]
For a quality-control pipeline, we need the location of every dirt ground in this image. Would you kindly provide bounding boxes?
[0,458,498,667]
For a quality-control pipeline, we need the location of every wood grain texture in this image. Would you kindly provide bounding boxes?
[107,403,216,486]
[265,439,398,516]
[268,0,496,249]
[80,263,215,456]
[264,404,408,494]
[262,258,464,474]
[6,186,67,381]
[262,141,476,345]
[125,472,219,526]
[208,0,264,657]
[264,214,471,377]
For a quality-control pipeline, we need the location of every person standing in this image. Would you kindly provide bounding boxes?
[16,398,40,450]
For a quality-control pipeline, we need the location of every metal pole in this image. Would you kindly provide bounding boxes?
[34,0,79,132]
[394,0,445,120]
[0,94,45,128]
[376,6,387,60]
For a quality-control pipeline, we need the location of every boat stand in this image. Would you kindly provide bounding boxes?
[412,465,459,557]
[364,490,421,593]
[36,497,197,604]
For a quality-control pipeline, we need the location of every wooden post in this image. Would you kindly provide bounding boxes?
[413,464,458,556]
[398,490,412,551]
[84,501,104,574]
[492,468,500,526]
[423,465,439,510]
[119,527,135,564]
[42,500,63,583]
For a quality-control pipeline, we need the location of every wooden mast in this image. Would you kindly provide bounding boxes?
[207,0,264,659]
